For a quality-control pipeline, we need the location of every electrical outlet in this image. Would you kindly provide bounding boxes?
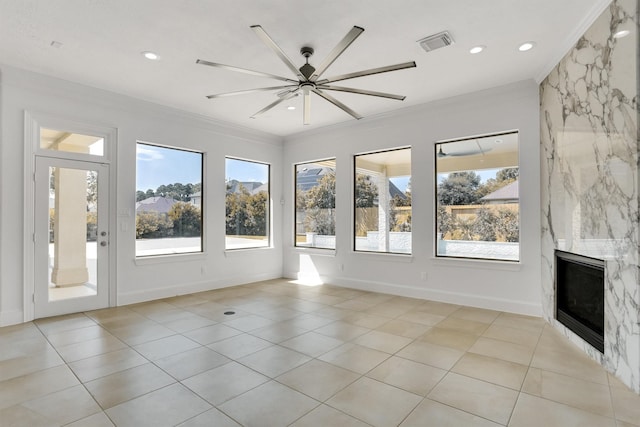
[420,272,427,281]
[339,263,344,271]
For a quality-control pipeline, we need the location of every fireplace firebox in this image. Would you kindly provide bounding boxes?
[555,250,604,353]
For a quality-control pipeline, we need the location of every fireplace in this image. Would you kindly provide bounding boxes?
[555,250,604,353]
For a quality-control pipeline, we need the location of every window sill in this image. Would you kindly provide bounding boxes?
[291,247,337,257]
[431,256,521,271]
[224,246,273,257]
[135,252,206,265]
[352,251,414,263]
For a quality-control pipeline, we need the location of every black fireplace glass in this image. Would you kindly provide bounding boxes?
[555,250,604,353]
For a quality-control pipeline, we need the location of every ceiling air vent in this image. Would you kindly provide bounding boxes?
[417,31,454,52]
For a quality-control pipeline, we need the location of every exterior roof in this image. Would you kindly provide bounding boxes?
[296,167,334,191]
[226,180,267,195]
[480,180,519,202]
[135,196,177,213]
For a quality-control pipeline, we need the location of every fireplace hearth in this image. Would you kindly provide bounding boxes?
[555,250,604,353]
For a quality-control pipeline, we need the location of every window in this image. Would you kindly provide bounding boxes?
[295,159,336,249]
[435,132,519,261]
[40,128,104,156]
[225,158,270,249]
[135,143,203,256]
[354,148,411,254]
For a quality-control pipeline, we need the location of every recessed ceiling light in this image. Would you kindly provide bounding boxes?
[287,106,296,110]
[494,139,503,144]
[469,45,485,54]
[141,51,160,60]
[613,30,630,39]
[518,42,535,52]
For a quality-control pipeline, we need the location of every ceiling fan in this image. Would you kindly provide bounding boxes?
[196,25,416,125]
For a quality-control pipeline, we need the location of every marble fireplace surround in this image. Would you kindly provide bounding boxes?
[540,0,639,393]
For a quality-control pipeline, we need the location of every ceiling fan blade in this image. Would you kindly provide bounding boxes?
[303,88,311,125]
[312,89,362,120]
[310,26,364,81]
[317,61,417,84]
[316,85,406,100]
[206,85,298,99]
[250,25,305,80]
[251,90,300,118]
[196,59,297,83]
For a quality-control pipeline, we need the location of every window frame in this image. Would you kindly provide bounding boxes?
[224,156,271,251]
[353,146,412,256]
[135,141,204,258]
[434,131,520,262]
[293,158,337,250]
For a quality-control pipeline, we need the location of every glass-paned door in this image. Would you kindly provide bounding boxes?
[34,156,110,318]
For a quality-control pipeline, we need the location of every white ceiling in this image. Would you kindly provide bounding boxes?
[0,0,608,137]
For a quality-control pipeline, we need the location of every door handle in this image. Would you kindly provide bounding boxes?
[100,241,108,247]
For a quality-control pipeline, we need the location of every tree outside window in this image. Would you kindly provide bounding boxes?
[435,132,519,261]
[135,143,203,257]
[295,160,336,249]
[354,147,412,254]
[225,158,270,250]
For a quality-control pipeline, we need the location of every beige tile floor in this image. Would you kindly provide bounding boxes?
[1,278,639,427]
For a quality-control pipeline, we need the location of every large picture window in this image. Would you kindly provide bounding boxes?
[225,158,270,250]
[295,159,336,249]
[136,143,203,257]
[435,132,519,261]
[354,148,411,254]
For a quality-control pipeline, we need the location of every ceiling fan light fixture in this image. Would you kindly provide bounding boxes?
[418,31,455,52]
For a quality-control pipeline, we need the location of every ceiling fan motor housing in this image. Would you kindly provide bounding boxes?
[299,47,316,80]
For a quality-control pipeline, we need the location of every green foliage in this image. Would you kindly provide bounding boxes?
[439,206,519,242]
[495,208,519,242]
[297,172,337,235]
[436,205,453,236]
[305,173,336,209]
[86,171,97,205]
[437,171,481,205]
[86,212,98,241]
[355,174,377,208]
[392,193,411,207]
[225,184,268,237]
[497,168,519,182]
[136,191,147,202]
[244,191,268,236]
[156,182,194,202]
[303,208,336,235]
[168,202,201,237]
[136,211,174,239]
[471,208,497,241]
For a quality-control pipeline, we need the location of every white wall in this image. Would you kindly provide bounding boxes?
[282,80,542,315]
[0,65,284,325]
[0,65,542,325]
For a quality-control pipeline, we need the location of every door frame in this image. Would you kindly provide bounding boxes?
[24,111,117,321]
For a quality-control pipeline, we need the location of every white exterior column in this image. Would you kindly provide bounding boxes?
[376,168,389,252]
[51,168,89,287]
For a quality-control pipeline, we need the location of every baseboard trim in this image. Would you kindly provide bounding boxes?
[284,272,542,316]
[0,310,25,327]
[117,272,282,306]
